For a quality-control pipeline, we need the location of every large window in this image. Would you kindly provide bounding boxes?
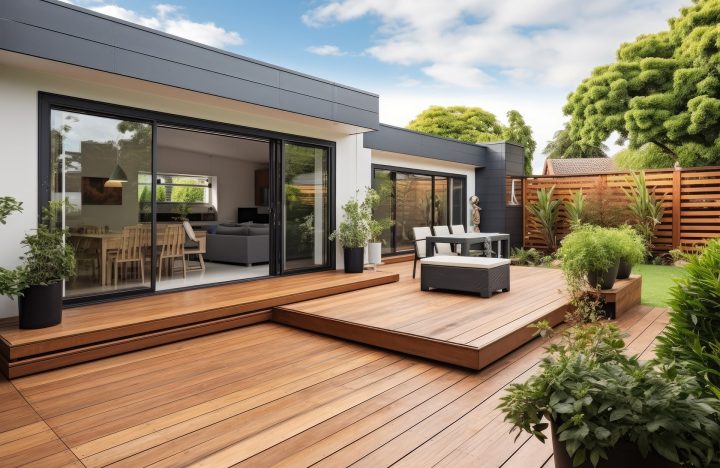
[372,166,466,254]
[139,173,212,204]
[50,108,153,298]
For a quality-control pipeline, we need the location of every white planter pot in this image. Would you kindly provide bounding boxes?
[367,242,382,265]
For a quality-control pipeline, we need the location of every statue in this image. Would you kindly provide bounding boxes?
[470,195,481,232]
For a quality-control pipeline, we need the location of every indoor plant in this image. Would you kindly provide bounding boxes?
[329,193,371,273]
[608,225,646,279]
[500,323,720,468]
[364,188,393,266]
[0,200,76,328]
[557,225,623,290]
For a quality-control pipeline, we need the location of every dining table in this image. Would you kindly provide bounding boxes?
[70,230,206,286]
[425,232,510,258]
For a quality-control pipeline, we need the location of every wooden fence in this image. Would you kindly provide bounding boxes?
[522,166,720,252]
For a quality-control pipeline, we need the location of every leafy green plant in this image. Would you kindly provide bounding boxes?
[0,197,23,224]
[0,200,76,298]
[624,171,663,251]
[527,186,562,252]
[511,247,542,266]
[564,190,585,229]
[669,248,688,264]
[363,188,394,243]
[557,225,624,288]
[608,225,647,268]
[500,323,720,467]
[329,191,371,249]
[656,239,720,398]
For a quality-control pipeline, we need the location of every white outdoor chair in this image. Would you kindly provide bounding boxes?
[450,224,466,252]
[412,226,433,279]
[432,225,457,256]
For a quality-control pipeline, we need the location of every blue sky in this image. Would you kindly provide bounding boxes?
[66,0,689,173]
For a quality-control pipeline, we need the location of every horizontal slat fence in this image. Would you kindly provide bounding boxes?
[523,166,720,253]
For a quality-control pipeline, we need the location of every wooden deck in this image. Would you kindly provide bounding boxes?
[0,270,399,378]
[0,304,669,467]
[275,263,571,369]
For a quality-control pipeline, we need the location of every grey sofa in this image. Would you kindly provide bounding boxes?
[204,224,269,266]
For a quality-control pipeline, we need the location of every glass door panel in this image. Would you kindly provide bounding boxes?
[50,109,153,298]
[434,176,448,226]
[282,143,329,272]
[395,173,432,252]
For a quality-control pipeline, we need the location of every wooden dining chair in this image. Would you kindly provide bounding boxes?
[158,224,186,281]
[182,221,205,272]
[108,225,145,287]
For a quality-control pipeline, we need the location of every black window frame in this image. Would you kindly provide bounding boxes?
[371,163,467,255]
[39,92,336,306]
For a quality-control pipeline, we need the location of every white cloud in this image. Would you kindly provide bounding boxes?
[306,45,347,56]
[72,2,243,49]
[422,63,493,88]
[302,0,688,87]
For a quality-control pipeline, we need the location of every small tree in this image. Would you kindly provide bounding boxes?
[527,186,561,252]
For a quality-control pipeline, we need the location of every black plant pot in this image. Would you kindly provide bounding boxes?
[343,247,365,273]
[616,259,632,279]
[550,420,679,468]
[587,260,620,290]
[19,282,63,329]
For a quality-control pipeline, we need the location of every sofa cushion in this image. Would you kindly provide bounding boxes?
[248,227,270,236]
[216,225,249,235]
[421,255,510,269]
[206,224,217,234]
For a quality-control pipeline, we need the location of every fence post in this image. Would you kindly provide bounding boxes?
[522,178,528,247]
[672,168,681,250]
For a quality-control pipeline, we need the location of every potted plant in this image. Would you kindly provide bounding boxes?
[499,323,720,468]
[330,193,370,273]
[363,188,393,266]
[0,200,76,329]
[557,225,623,290]
[609,225,646,279]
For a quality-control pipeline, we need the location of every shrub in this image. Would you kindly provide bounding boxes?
[582,179,629,228]
[624,171,663,251]
[608,225,646,268]
[329,193,371,249]
[564,190,585,229]
[364,188,394,243]
[557,225,624,287]
[500,323,720,467]
[511,247,542,266]
[656,239,720,398]
[527,186,562,252]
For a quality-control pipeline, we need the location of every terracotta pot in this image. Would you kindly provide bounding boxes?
[550,419,680,468]
[19,282,63,329]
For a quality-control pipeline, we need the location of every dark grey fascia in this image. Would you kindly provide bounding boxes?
[0,0,379,130]
[364,124,487,167]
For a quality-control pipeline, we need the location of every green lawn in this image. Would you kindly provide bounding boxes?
[631,264,687,307]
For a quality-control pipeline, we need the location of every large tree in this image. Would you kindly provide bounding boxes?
[543,126,608,159]
[564,0,720,167]
[407,105,536,175]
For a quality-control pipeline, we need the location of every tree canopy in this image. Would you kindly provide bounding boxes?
[543,126,608,159]
[407,105,536,175]
[564,0,720,168]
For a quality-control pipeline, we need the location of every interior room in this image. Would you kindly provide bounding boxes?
[154,126,271,291]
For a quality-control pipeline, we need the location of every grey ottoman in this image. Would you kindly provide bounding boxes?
[420,256,511,298]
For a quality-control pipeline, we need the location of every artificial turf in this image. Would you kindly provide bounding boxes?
[631,263,687,308]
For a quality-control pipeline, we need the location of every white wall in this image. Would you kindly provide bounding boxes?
[0,62,369,317]
[157,147,268,223]
[370,149,477,230]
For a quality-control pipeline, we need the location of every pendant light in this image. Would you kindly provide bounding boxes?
[105,147,127,187]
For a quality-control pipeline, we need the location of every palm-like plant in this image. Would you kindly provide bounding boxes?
[564,189,585,229]
[527,186,562,252]
[624,171,663,251]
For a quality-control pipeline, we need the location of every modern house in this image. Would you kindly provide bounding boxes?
[0,0,523,318]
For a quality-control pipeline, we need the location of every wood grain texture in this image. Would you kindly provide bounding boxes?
[275,263,569,369]
[0,269,399,377]
[1,305,668,467]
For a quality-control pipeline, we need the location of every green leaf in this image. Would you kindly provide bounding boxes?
[554,403,575,414]
[572,448,586,467]
[609,408,630,421]
[594,426,611,440]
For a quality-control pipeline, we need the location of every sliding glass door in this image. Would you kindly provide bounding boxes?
[281,142,331,272]
[372,165,467,255]
[50,109,153,298]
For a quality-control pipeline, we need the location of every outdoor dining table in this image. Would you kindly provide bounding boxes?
[425,232,510,258]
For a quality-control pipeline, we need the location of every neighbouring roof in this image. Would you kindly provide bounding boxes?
[543,158,618,176]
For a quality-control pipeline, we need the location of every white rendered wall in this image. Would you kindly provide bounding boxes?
[0,63,369,317]
[370,149,477,230]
